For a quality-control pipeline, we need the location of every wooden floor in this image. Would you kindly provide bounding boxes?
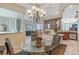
[51,44,67,55]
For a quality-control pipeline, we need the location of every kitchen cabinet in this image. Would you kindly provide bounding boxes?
[44,17,61,32]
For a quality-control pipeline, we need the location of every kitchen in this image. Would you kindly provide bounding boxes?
[44,5,79,41]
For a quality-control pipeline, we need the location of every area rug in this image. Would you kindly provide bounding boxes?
[51,44,67,55]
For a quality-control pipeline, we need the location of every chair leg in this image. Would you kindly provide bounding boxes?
[0,51,3,55]
[45,50,51,55]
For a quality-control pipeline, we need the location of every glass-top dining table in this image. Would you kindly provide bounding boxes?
[21,34,54,55]
[21,41,47,55]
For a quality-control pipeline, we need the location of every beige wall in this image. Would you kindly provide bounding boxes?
[0,32,26,47]
[0,3,26,47]
[0,3,26,14]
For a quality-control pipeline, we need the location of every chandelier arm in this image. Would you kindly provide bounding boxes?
[26,4,46,22]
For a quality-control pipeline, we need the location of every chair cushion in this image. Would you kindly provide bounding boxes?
[52,35,61,44]
[42,34,54,46]
[13,47,22,54]
[45,35,61,51]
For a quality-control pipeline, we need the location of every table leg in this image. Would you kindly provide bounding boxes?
[60,36,63,44]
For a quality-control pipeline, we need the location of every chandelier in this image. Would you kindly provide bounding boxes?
[26,4,46,22]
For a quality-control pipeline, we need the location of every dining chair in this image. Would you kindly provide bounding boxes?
[45,34,61,55]
[5,38,31,55]
[0,46,6,55]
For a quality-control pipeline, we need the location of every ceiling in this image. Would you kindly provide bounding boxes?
[17,3,79,20]
[17,3,62,19]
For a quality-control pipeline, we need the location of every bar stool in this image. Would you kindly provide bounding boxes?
[58,34,64,44]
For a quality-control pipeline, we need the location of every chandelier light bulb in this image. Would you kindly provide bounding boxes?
[43,11,46,14]
[35,8,39,11]
[32,6,36,10]
[27,10,32,13]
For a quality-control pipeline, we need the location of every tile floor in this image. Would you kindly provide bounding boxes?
[63,40,79,55]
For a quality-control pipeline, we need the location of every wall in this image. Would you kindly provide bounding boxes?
[0,32,26,47]
[0,3,26,14]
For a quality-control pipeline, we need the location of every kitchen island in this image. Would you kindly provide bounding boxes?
[58,31,78,40]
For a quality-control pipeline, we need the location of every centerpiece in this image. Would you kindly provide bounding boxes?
[35,37,43,48]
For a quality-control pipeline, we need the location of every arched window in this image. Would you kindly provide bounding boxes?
[61,5,79,30]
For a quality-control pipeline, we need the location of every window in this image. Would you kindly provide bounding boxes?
[61,5,79,31]
[0,8,24,33]
[36,24,43,31]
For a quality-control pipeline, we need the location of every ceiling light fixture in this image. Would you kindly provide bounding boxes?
[26,4,46,22]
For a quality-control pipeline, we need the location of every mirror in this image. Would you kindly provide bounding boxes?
[0,8,24,34]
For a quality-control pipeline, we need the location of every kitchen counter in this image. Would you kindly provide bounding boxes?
[0,32,20,35]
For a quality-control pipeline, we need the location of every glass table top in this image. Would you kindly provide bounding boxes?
[22,41,45,52]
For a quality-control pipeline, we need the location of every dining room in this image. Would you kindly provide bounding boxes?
[0,3,79,55]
